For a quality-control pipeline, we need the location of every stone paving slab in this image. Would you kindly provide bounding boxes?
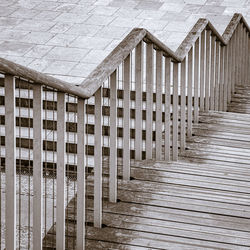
[0,0,249,85]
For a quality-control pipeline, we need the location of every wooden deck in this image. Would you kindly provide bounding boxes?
[44,85,250,249]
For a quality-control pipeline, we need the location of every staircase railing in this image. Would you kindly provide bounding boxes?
[0,12,249,250]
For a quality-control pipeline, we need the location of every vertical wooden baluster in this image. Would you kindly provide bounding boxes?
[165,57,171,161]
[214,41,220,111]
[223,45,228,111]
[57,92,66,250]
[156,50,163,160]
[135,42,143,160]
[172,63,179,161]
[123,54,131,180]
[187,48,193,137]
[5,75,16,250]
[94,87,102,228]
[227,37,232,103]
[200,30,205,112]
[109,70,117,203]
[194,38,199,122]
[205,30,211,111]
[146,44,153,160]
[33,84,43,250]
[248,32,250,82]
[243,27,247,85]
[240,23,243,85]
[231,31,236,94]
[77,98,85,250]
[210,35,216,110]
[180,58,186,152]
[236,25,240,85]
[219,45,224,111]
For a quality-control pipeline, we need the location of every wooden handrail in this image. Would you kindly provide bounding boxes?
[0,13,249,99]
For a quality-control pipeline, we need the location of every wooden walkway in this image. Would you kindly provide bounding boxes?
[44,85,250,249]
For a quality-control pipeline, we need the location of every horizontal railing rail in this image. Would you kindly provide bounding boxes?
[0,12,249,250]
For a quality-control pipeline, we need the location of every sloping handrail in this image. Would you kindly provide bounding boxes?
[0,13,249,99]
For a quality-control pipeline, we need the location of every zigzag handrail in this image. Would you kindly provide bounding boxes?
[0,13,249,99]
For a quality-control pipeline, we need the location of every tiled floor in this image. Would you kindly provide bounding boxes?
[0,0,249,84]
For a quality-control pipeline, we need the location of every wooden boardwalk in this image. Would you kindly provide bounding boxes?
[44,85,250,249]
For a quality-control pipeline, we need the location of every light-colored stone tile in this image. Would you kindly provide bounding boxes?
[49,22,73,33]
[0,7,17,17]
[95,26,129,39]
[71,36,112,49]
[199,5,226,14]
[109,17,143,27]
[43,60,77,74]
[161,11,190,21]
[81,49,110,63]
[139,19,168,31]
[28,58,55,72]
[46,34,77,46]
[85,14,115,25]
[113,7,142,18]
[24,45,54,58]
[44,47,89,61]
[137,10,166,20]
[0,17,22,28]
[69,62,98,77]
[164,21,194,32]
[3,55,34,67]
[10,8,41,19]
[33,11,61,21]
[20,32,55,45]
[89,6,119,16]
[0,29,28,41]
[159,3,185,12]
[108,0,138,8]
[0,41,34,56]
[50,75,85,84]
[205,0,223,6]
[104,39,121,51]
[185,0,206,4]
[69,5,95,14]
[16,19,56,32]
[54,13,90,23]
[135,1,163,10]
[65,24,102,36]
[181,4,202,13]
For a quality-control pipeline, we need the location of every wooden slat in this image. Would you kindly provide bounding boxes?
[56,92,66,250]
[187,47,193,137]
[180,58,186,152]
[205,30,211,111]
[135,42,143,160]
[214,41,220,111]
[200,31,205,111]
[164,57,171,161]
[210,35,216,110]
[94,87,102,228]
[155,50,163,160]
[146,44,153,160]
[219,45,224,111]
[109,70,117,203]
[33,83,43,250]
[77,98,86,250]
[5,75,16,250]
[194,38,199,123]
[123,54,131,180]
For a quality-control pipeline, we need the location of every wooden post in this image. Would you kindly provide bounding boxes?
[223,45,228,111]
[180,58,186,152]
[187,48,193,137]
[135,42,143,160]
[109,70,117,203]
[165,57,171,161]
[123,55,131,180]
[146,44,153,160]
[155,50,163,160]
[172,63,179,161]
[77,98,86,250]
[205,30,211,111]
[194,38,199,123]
[210,35,216,110]
[5,75,16,250]
[33,83,43,250]
[94,87,102,228]
[219,45,224,111]
[214,41,220,111]
[56,92,66,250]
[200,31,205,112]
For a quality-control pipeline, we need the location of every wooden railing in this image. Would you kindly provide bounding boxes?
[0,13,249,250]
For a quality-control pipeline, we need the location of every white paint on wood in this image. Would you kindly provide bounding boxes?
[109,70,117,203]
[187,48,193,137]
[219,46,224,111]
[56,92,66,250]
[33,83,43,250]
[194,38,200,123]
[180,58,186,152]
[214,41,220,111]
[205,30,211,111]
[200,31,205,112]
[210,36,216,110]
[77,98,86,250]
[5,75,16,250]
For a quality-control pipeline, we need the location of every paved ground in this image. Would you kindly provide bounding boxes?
[0,0,249,85]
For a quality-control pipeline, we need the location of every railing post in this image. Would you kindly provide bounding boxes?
[94,87,103,228]
[156,50,163,160]
[223,45,228,111]
[180,58,186,152]
[33,83,43,250]
[231,30,236,94]
[165,57,171,161]
[200,30,205,112]
[109,70,117,203]
[214,41,220,111]
[205,30,211,111]
[135,42,143,160]
[227,37,232,103]
[172,62,179,161]
[219,45,224,111]
[5,75,16,250]
[187,47,193,137]
[77,98,86,250]
[194,38,199,123]
[123,54,131,180]
[146,44,153,160]
[56,92,66,250]
[210,35,216,110]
